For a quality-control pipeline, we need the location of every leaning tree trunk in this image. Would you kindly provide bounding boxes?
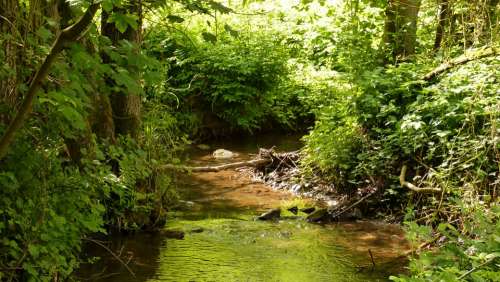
[434,0,450,51]
[101,0,142,140]
[382,0,422,63]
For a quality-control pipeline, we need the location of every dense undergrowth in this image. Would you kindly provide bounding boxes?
[0,0,499,281]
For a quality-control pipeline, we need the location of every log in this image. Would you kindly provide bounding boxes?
[423,46,498,81]
[158,158,271,172]
[399,165,442,193]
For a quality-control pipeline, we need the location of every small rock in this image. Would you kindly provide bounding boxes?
[300,207,316,214]
[287,206,298,215]
[177,200,196,211]
[291,184,302,193]
[257,208,281,220]
[212,149,236,159]
[160,229,185,239]
[306,208,329,223]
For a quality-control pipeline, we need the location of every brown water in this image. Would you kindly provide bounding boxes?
[77,134,409,281]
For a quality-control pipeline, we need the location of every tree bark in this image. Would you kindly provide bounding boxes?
[382,0,422,63]
[101,0,142,139]
[434,0,450,51]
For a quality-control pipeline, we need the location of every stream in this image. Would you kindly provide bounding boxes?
[78,134,409,281]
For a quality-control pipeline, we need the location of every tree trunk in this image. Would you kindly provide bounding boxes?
[382,0,422,63]
[434,0,450,51]
[101,1,142,139]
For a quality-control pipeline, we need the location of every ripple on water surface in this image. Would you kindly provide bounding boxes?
[137,215,403,282]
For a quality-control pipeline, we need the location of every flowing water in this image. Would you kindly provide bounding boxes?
[78,134,409,281]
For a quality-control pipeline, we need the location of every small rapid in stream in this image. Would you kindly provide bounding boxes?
[78,134,409,281]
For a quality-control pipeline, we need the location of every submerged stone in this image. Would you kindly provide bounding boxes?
[300,207,316,214]
[306,208,329,223]
[287,206,298,215]
[161,229,185,239]
[190,227,205,233]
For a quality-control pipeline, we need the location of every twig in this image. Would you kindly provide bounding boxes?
[368,249,376,271]
[83,238,136,278]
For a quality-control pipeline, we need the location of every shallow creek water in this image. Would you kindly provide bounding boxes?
[78,134,409,281]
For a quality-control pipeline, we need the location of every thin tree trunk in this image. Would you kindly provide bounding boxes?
[0,0,20,111]
[101,0,142,139]
[382,0,422,63]
[434,0,450,51]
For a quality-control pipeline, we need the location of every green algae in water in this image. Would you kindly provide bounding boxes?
[77,135,406,281]
[149,217,393,282]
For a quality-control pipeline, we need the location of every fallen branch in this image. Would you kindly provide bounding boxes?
[158,158,271,172]
[423,46,498,81]
[400,165,442,193]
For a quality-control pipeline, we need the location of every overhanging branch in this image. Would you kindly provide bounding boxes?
[0,3,100,161]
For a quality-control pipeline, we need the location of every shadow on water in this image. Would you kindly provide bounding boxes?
[77,134,409,281]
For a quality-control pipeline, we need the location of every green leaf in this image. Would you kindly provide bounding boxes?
[167,15,185,23]
[208,1,233,14]
[224,24,239,38]
[102,0,113,12]
[202,32,217,44]
[107,13,138,33]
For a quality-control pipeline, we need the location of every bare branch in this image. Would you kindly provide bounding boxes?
[399,165,442,193]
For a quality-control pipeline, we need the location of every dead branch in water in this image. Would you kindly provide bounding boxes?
[158,149,300,173]
[83,238,136,278]
[399,165,442,193]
